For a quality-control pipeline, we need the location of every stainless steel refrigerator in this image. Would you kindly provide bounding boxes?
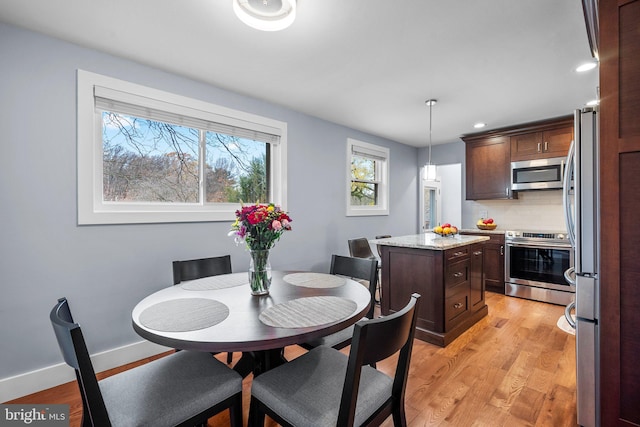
[563,107,600,427]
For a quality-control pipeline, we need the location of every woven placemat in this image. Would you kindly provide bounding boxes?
[259,296,357,328]
[139,298,229,332]
[181,273,248,291]
[283,272,346,288]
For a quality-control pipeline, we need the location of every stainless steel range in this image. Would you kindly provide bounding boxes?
[504,230,574,305]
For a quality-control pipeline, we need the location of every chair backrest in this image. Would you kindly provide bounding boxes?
[50,298,111,426]
[347,238,376,260]
[374,235,392,258]
[337,293,421,426]
[172,255,232,285]
[330,254,378,319]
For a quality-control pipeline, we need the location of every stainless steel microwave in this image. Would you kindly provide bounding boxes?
[511,156,566,191]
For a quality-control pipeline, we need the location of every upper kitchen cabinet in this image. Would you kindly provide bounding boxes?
[463,135,514,200]
[463,115,573,200]
[510,118,574,161]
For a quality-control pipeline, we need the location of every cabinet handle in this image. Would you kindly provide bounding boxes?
[453,251,464,257]
[537,142,541,152]
[473,250,483,256]
[454,272,463,278]
[500,245,504,256]
[506,187,510,197]
[454,302,463,309]
[544,141,549,151]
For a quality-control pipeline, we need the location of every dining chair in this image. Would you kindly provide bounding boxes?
[299,254,378,351]
[374,235,391,258]
[50,297,243,427]
[172,254,232,285]
[173,255,234,364]
[249,293,421,427]
[348,238,382,304]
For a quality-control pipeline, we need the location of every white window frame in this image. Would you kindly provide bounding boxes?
[77,70,287,225]
[346,138,389,216]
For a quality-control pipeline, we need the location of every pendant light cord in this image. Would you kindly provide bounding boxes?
[426,99,437,165]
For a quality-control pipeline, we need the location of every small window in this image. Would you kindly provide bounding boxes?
[346,138,389,216]
[77,70,287,225]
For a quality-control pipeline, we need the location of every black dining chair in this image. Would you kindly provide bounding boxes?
[249,293,421,427]
[348,238,382,304]
[299,254,378,351]
[172,255,234,364]
[374,235,391,258]
[50,297,243,427]
[373,235,391,302]
[172,254,232,285]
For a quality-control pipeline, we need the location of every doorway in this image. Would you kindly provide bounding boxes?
[419,163,462,232]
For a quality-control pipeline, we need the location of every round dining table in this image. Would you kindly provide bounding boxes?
[132,271,371,376]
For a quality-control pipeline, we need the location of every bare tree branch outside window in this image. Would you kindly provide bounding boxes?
[102,111,268,204]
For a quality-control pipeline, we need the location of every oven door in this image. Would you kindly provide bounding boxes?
[505,242,575,292]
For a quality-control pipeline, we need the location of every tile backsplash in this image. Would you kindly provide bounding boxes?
[462,190,566,231]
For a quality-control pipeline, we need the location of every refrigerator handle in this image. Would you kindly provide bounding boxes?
[564,301,576,329]
[563,138,576,248]
[564,266,576,285]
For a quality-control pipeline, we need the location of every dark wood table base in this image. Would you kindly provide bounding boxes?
[233,349,288,377]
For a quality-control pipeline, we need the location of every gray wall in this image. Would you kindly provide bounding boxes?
[0,23,419,381]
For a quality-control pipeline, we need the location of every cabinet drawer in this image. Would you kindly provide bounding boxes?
[445,246,470,262]
[445,259,469,291]
[445,292,469,329]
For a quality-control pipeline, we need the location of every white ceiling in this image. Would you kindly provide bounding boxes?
[0,0,598,147]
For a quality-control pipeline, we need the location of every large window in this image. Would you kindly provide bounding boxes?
[346,138,389,216]
[77,70,287,224]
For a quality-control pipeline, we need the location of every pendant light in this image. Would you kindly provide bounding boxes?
[233,0,297,32]
[424,99,438,181]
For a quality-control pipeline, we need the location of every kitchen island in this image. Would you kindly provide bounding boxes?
[371,233,490,347]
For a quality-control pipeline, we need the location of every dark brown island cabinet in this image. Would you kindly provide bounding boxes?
[372,234,490,347]
[460,231,505,294]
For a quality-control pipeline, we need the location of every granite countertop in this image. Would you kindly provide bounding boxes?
[369,233,490,251]
[458,228,506,235]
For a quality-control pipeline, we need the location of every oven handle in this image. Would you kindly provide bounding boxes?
[505,241,573,250]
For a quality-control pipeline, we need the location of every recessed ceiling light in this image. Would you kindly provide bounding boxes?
[586,99,599,106]
[473,122,486,129]
[576,62,598,72]
[233,0,297,32]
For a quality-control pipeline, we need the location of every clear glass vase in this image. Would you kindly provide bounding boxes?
[249,249,272,295]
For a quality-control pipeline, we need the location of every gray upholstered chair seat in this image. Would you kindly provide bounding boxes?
[100,351,242,426]
[50,297,243,426]
[251,346,393,427]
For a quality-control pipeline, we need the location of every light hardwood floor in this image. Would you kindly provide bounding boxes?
[7,292,577,426]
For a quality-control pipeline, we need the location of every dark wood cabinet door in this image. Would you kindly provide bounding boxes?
[510,132,543,161]
[460,232,505,294]
[464,136,512,200]
[469,243,485,310]
[600,0,640,424]
[542,126,573,157]
[483,238,505,294]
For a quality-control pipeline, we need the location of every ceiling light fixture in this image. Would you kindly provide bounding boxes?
[576,62,598,72]
[424,99,438,181]
[233,0,297,32]
[474,122,487,129]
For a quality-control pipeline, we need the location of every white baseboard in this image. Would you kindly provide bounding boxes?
[0,340,171,403]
